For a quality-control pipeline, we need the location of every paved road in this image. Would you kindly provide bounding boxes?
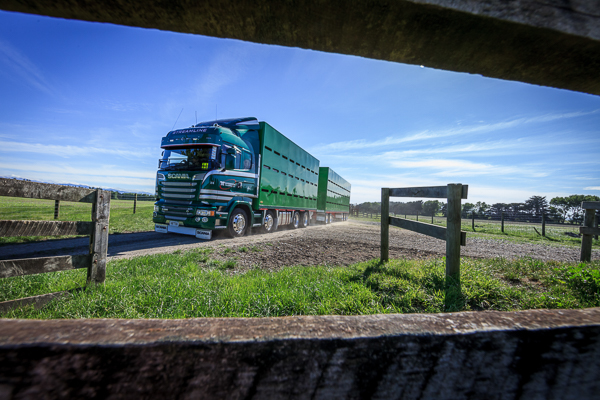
[0,224,334,261]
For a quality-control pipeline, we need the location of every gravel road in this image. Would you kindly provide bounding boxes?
[1,221,596,268]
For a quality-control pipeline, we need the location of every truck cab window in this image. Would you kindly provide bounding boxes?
[159,147,215,171]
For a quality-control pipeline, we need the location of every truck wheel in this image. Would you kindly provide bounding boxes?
[227,208,248,238]
[262,210,276,233]
[300,212,309,228]
[291,211,300,229]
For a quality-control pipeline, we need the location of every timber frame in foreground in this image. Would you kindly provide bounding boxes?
[580,201,600,262]
[0,178,110,313]
[381,184,468,279]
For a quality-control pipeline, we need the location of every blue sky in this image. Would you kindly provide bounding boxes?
[1,10,599,205]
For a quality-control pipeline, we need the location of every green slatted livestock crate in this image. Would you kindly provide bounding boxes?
[255,122,320,211]
[317,167,351,223]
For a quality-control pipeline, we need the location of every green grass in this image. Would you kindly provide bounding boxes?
[349,215,598,248]
[0,196,155,245]
[2,249,599,319]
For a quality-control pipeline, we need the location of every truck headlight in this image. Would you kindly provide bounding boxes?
[196,210,214,216]
[154,205,159,212]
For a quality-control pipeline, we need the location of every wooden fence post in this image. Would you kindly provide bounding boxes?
[501,212,504,233]
[581,207,595,262]
[471,212,475,231]
[446,184,462,280]
[431,214,434,224]
[381,188,390,262]
[54,200,60,219]
[542,214,546,237]
[416,211,419,221]
[133,193,137,214]
[88,190,110,285]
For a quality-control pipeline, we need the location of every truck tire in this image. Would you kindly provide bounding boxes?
[227,208,248,238]
[291,211,300,229]
[261,210,276,233]
[300,212,309,228]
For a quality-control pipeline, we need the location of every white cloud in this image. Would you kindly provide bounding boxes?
[389,158,549,178]
[312,110,599,154]
[0,140,153,159]
[0,38,57,96]
[584,186,600,190]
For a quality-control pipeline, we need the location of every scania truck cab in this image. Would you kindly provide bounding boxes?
[153,117,319,239]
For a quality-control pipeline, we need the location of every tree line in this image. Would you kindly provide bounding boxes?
[352,194,599,224]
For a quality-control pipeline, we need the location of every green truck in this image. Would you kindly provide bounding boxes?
[316,167,352,224]
[153,117,350,239]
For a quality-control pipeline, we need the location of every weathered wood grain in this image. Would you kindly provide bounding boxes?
[389,217,466,246]
[88,190,110,284]
[446,184,463,279]
[0,254,91,278]
[581,208,596,262]
[581,201,600,210]
[0,290,79,314]
[389,185,468,199]
[0,220,93,237]
[580,227,600,236]
[381,188,390,262]
[0,178,96,203]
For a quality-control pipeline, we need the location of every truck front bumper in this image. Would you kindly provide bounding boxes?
[155,222,212,240]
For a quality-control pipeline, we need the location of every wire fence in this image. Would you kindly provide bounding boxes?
[352,212,584,239]
[0,194,155,222]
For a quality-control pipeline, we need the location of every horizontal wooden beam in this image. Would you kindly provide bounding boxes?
[0,220,93,237]
[0,178,96,203]
[580,227,600,236]
[581,201,600,210]
[389,185,468,199]
[0,288,82,314]
[0,254,91,278]
[389,217,466,246]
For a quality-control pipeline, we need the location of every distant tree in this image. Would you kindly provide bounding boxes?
[524,196,548,218]
[423,200,441,217]
[490,203,508,219]
[550,195,600,224]
[474,201,490,218]
[461,202,475,218]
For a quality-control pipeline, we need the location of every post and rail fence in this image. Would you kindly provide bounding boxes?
[0,178,110,313]
[381,184,468,280]
[580,201,600,262]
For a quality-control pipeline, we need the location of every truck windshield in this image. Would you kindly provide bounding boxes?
[159,147,216,171]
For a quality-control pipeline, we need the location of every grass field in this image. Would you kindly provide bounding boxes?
[350,214,598,248]
[1,248,598,318]
[0,196,154,244]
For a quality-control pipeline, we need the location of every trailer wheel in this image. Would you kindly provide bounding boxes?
[291,211,300,229]
[300,212,309,228]
[227,208,248,238]
[261,210,276,233]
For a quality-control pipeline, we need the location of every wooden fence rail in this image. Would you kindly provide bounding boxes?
[0,178,110,313]
[381,184,468,280]
[580,201,600,262]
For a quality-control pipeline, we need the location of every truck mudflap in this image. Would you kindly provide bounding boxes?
[155,223,212,240]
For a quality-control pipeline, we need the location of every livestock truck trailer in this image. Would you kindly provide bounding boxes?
[152,117,351,239]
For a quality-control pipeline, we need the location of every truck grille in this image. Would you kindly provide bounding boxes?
[158,181,198,200]
[162,205,194,218]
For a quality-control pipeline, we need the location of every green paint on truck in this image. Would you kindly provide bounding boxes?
[317,167,352,223]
